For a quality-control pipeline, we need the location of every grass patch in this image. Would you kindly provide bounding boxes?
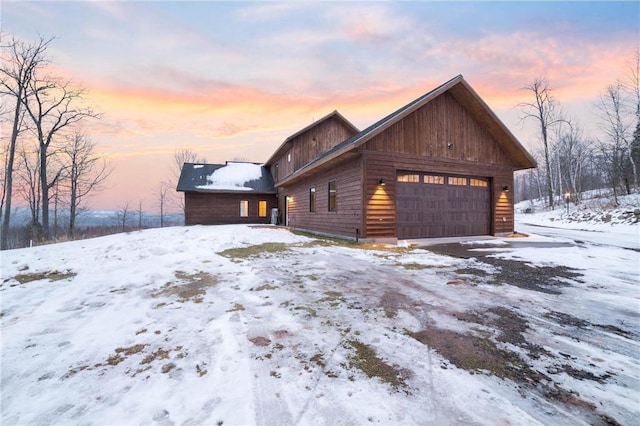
[408,328,540,383]
[14,270,76,284]
[346,339,410,391]
[217,243,289,259]
[227,303,245,312]
[399,262,430,270]
[251,283,278,291]
[293,306,317,317]
[152,271,218,303]
[317,291,344,307]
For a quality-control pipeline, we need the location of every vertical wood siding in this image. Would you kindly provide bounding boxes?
[184,192,278,225]
[362,92,518,238]
[270,116,357,184]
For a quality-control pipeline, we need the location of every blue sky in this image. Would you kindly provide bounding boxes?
[3,1,638,209]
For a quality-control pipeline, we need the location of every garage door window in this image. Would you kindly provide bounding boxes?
[448,176,468,186]
[470,178,488,187]
[397,173,420,183]
[424,175,445,185]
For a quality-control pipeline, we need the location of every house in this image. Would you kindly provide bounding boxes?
[176,161,277,225]
[177,75,536,241]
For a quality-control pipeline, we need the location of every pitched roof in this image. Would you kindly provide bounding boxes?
[278,75,536,185]
[176,161,276,193]
[265,110,359,166]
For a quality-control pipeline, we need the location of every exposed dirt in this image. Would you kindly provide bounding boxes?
[476,257,583,294]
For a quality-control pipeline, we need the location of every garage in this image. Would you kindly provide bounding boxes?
[396,172,491,239]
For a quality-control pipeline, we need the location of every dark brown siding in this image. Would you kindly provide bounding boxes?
[184,192,277,225]
[281,156,363,238]
[362,92,519,238]
[270,116,357,184]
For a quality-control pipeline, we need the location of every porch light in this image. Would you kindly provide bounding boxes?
[378,178,386,186]
[502,185,509,192]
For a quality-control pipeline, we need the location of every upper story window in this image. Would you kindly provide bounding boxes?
[328,180,337,211]
[309,186,316,212]
[287,152,291,162]
[273,163,279,181]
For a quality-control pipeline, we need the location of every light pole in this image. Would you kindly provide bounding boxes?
[564,192,571,216]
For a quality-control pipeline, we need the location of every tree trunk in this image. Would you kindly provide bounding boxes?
[1,91,23,250]
[40,141,50,240]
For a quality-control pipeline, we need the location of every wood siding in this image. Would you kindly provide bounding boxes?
[270,116,357,184]
[362,92,519,238]
[184,192,277,225]
[366,92,514,164]
[281,156,363,238]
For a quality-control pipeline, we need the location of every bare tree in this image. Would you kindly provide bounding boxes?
[60,132,111,238]
[15,142,40,227]
[115,202,130,232]
[158,181,170,228]
[173,149,205,213]
[519,78,568,207]
[597,81,634,201]
[23,72,100,240]
[137,199,144,230]
[0,35,52,250]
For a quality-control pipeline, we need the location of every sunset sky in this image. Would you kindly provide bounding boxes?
[3,1,639,211]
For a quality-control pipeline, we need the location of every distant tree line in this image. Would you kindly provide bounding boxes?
[516,52,640,207]
[0,35,110,249]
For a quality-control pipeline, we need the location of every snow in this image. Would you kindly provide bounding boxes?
[1,224,639,425]
[192,164,204,169]
[196,162,263,191]
[516,193,640,250]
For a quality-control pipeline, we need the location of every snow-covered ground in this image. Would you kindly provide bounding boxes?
[1,224,638,425]
[515,193,640,249]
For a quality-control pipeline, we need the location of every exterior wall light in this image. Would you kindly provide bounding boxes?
[502,185,509,192]
[378,178,386,186]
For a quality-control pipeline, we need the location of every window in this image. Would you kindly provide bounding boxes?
[273,163,279,181]
[448,177,468,186]
[287,152,291,162]
[424,175,445,185]
[328,180,337,211]
[240,200,249,217]
[470,178,488,187]
[397,173,420,183]
[309,186,316,212]
[258,200,267,217]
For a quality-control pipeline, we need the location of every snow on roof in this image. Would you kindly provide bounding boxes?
[196,162,263,191]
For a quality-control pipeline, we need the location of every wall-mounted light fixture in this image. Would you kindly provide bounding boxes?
[378,178,386,186]
[447,143,454,149]
[502,185,510,192]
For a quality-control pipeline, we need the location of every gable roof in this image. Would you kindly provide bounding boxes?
[176,161,276,193]
[265,110,359,166]
[278,75,536,186]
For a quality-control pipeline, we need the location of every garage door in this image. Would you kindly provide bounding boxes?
[396,172,491,239]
